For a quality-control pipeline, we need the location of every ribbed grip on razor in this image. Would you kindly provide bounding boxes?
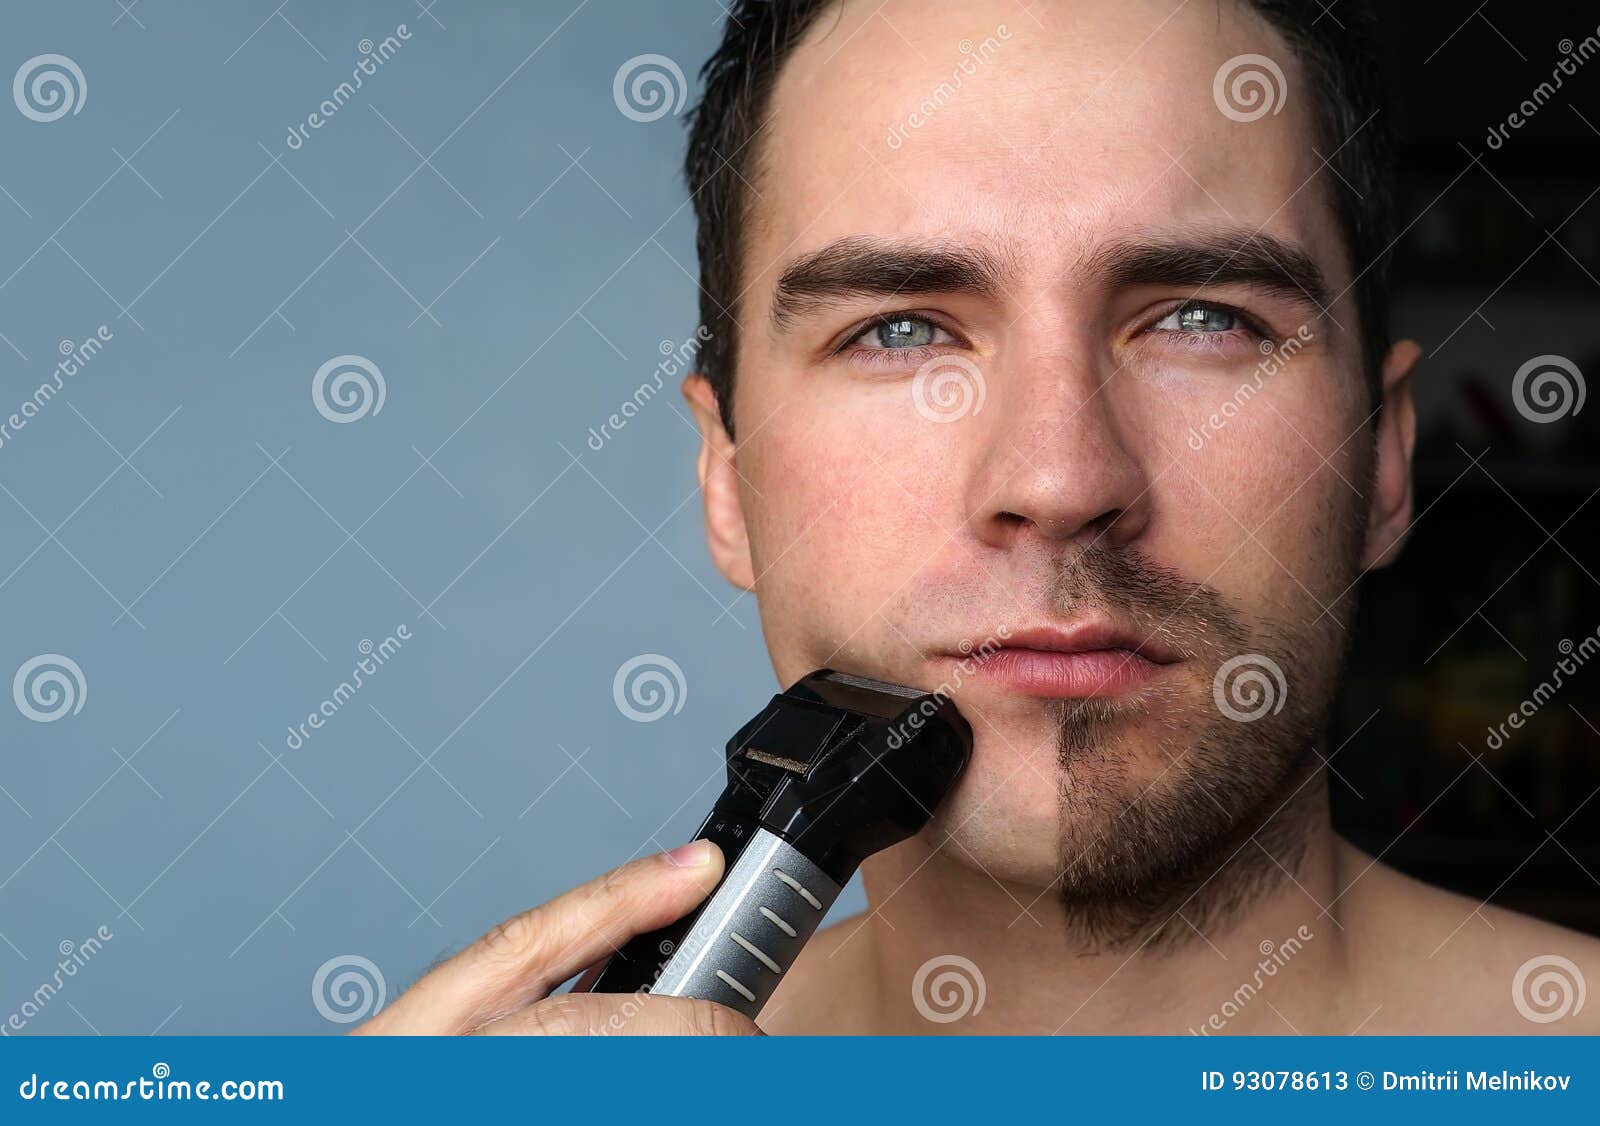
[648,827,841,1018]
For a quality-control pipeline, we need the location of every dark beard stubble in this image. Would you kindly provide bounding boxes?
[1049,535,1362,954]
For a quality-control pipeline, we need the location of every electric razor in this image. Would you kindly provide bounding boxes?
[583,668,972,1019]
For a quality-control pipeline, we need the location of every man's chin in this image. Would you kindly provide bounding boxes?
[911,699,1294,901]
[914,734,1067,890]
[905,700,1169,891]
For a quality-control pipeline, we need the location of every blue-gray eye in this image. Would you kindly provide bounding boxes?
[871,316,939,348]
[1157,303,1238,333]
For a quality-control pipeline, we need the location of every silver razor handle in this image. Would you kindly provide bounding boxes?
[648,827,841,1018]
[583,669,972,1019]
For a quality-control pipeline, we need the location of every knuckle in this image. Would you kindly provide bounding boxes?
[525,998,590,1037]
[472,909,550,973]
[597,861,634,902]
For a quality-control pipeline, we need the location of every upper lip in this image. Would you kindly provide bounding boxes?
[974,621,1183,665]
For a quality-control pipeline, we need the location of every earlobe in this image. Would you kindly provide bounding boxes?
[1360,339,1423,571]
[683,374,756,590]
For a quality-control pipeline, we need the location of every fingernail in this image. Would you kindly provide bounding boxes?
[663,839,712,868]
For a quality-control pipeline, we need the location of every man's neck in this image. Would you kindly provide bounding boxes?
[837,813,1352,1034]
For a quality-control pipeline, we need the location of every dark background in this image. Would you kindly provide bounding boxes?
[1331,4,1600,934]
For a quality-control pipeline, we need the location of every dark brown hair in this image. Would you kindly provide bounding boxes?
[684,0,1397,434]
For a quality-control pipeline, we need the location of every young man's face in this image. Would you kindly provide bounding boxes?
[687,0,1418,898]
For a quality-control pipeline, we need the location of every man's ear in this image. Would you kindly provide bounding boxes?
[682,373,755,590]
[1361,338,1423,571]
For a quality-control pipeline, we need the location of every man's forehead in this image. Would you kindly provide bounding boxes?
[746,0,1340,296]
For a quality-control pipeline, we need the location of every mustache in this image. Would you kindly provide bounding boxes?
[1051,544,1248,661]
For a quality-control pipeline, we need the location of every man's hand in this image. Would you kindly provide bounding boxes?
[357,839,761,1036]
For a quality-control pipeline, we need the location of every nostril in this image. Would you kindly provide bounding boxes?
[1085,510,1125,539]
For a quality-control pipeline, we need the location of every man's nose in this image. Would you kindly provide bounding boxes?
[962,344,1152,551]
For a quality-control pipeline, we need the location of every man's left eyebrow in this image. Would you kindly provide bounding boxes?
[768,236,1012,333]
[1090,229,1334,318]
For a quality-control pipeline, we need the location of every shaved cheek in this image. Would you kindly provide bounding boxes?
[742,423,944,660]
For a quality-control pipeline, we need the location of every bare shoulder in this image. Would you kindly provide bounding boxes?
[1336,839,1600,1033]
[758,911,878,1035]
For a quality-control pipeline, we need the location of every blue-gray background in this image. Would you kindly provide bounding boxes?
[0,0,807,1034]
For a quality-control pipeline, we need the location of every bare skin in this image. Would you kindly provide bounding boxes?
[367,0,1600,1035]
[761,837,1600,1035]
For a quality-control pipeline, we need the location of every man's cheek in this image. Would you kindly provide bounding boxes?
[747,443,941,618]
[1173,404,1364,607]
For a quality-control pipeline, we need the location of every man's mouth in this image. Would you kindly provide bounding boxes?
[951,622,1183,699]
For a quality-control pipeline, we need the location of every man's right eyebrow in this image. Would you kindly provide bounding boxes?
[768,236,1012,334]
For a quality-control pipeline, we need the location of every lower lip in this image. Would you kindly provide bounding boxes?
[967,647,1173,698]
